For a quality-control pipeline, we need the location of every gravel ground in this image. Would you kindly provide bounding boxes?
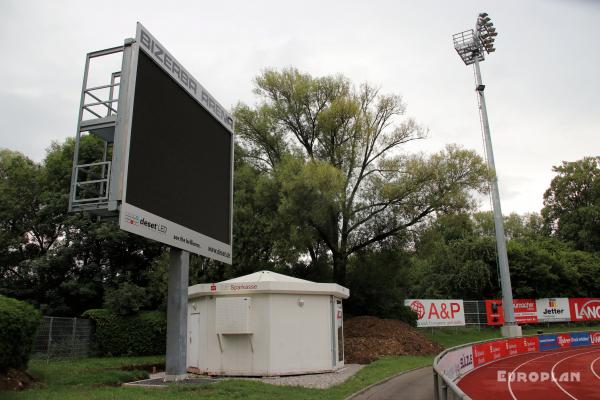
[136,365,364,389]
[238,364,364,389]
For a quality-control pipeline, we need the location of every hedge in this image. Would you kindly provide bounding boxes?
[0,295,41,372]
[83,309,166,356]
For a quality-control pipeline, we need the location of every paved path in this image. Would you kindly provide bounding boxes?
[349,366,434,400]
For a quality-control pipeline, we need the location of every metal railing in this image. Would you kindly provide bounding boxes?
[68,44,126,214]
[432,329,599,400]
[72,161,111,204]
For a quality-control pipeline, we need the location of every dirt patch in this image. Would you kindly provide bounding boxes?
[0,369,37,391]
[120,363,164,374]
[344,316,443,364]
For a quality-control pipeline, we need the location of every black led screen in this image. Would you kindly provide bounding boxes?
[125,50,232,244]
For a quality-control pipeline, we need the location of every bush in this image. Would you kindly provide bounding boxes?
[0,295,41,372]
[103,283,149,315]
[83,309,166,356]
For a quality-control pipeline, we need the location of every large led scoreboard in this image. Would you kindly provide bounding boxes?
[70,23,233,264]
[119,24,233,263]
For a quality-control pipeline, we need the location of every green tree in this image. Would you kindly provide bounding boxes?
[0,138,166,316]
[235,68,491,284]
[411,211,600,300]
[542,156,600,252]
[411,214,496,299]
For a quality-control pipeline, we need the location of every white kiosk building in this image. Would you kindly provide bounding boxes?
[186,271,349,376]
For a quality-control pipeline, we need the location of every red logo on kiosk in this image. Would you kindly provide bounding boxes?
[210,283,216,292]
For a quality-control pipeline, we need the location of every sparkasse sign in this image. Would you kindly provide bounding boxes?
[405,299,465,327]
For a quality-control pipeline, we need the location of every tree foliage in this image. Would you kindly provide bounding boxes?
[235,68,491,284]
[0,139,165,316]
[409,211,600,299]
[542,156,600,252]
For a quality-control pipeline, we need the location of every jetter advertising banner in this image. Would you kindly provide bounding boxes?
[485,299,538,325]
[569,298,600,322]
[405,299,466,327]
[536,298,571,322]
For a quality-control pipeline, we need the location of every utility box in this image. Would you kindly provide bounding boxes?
[187,271,349,376]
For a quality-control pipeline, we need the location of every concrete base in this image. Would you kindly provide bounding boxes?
[163,373,188,382]
[501,324,522,338]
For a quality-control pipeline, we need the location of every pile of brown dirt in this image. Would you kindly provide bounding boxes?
[0,369,37,391]
[344,316,443,364]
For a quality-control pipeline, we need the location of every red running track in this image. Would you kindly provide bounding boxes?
[458,346,600,399]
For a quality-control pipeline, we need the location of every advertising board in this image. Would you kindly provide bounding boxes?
[485,299,538,325]
[118,24,234,263]
[436,346,474,381]
[569,298,600,322]
[536,298,571,322]
[472,340,507,367]
[405,299,465,327]
[569,332,591,347]
[505,336,539,356]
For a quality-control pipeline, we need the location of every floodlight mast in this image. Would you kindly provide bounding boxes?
[453,13,522,338]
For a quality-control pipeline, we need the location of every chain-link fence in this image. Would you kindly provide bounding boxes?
[32,316,93,361]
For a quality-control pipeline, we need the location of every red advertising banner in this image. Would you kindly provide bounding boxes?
[472,340,508,367]
[485,299,538,326]
[505,337,539,356]
[590,332,600,345]
[569,298,600,322]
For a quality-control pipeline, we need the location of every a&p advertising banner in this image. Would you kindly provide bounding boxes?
[405,299,465,327]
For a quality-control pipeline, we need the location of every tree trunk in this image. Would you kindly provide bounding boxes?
[332,252,347,286]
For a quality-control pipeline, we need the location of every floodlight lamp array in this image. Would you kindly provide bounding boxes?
[453,12,498,65]
[476,12,498,55]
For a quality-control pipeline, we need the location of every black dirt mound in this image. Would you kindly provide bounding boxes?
[0,369,37,391]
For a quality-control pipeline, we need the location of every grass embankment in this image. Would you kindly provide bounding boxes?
[2,355,433,400]
[5,323,598,399]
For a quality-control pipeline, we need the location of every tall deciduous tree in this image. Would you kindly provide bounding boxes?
[542,157,600,252]
[235,68,491,284]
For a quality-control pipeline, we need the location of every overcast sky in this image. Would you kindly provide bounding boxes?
[1,0,598,215]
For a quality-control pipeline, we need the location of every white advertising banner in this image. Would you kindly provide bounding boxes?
[436,346,474,381]
[536,298,571,322]
[405,299,466,327]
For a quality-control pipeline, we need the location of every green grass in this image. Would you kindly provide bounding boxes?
[4,323,598,399]
[2,355,433,400]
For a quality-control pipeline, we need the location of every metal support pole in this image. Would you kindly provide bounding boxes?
[473,58,521,338]
[47,317,53,364]
[71,317,77,358]
[165,247,189,381]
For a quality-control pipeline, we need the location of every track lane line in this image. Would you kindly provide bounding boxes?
[590,355,600,381]
[507,352,563,400]
[550,349,600,400]
[458,346,600,400]
[506,348,591,400]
